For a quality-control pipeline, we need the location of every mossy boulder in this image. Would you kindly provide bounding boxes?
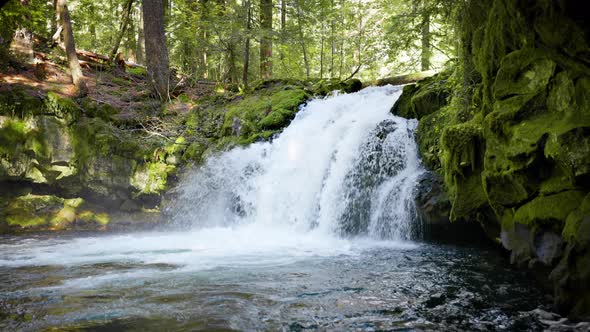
[220,87,308,138]
[390,72,450,120]
[131,161,176,195]
[0,115,75,183]
[0,194,109,231]
[493,49,556,99]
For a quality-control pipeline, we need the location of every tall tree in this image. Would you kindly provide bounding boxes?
[197,0,209,79]
[109,0,135,60]
[142,0,170,100]
[136,7,145,64]
[259,0,272,79]
[56,0,88,96]
[420,2,431,70]
[242,0,252,87]
[295,0,309,78]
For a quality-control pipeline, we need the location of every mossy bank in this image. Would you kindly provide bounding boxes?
[392,0,590,320]
[0,78,361,233]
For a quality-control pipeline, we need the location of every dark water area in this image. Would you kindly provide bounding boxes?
[0,232,550,331]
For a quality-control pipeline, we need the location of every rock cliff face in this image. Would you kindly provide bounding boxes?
[394,0,590,319]
[0,79,361,233]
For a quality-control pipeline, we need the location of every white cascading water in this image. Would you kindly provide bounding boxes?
[0,85,422,272]
[168,85,424,241]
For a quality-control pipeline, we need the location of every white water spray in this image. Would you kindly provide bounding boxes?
[0,85,423,271]
[169,85,424,240]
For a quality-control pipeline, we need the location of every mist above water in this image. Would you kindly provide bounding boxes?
[169,85,424,243]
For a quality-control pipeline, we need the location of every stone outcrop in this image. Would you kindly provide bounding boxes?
[394,0,590,319]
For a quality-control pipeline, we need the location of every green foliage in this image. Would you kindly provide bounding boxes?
[127,66,148,77]
[0,0,52,52]
[384,0,459,74]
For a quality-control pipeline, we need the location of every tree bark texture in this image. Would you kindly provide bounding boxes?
[259,0,272,79]
[420,9,431,71]
[242,0,251,87]
[142,0,170,100]
[110,0,135,60]
[56,0,88,96]
[136,7,145,64]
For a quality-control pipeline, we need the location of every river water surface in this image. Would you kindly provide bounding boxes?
[0,231,548,331]
[0,86,551,331]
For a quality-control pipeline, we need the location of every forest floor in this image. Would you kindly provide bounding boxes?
[0,52,217,122]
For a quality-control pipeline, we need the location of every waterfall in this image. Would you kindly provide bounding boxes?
[168,85,424,240]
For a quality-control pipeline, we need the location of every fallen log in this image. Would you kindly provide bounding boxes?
[374,70,438,86]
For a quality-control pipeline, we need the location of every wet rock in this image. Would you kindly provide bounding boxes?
[535,232,564,266]
[120,199,141,212]
[424,293,446,308]
[414,172,450,228]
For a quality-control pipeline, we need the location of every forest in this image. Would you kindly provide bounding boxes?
[1,0,455,95]
[1,0,590,330]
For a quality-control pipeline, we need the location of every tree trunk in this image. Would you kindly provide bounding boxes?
[197,0,209,79]
[126,8,136,62]
[88,3,97,50]
[420,9,431,71]
[142,0,170,100]
[56,0,88,97]
[242,0,251,87]
[320,28,324,79]
[330,0,335,78]
[259,0,272,79]
[295,0,309,79]
[136,7,145,64]
[281,0,286,31]
[110,0,135,61]
[355,0,363,73]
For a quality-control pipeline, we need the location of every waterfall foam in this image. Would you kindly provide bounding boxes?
[169,85,424,240]
[0,85,422,274]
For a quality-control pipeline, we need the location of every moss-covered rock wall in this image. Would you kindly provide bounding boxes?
[393,0,590,319]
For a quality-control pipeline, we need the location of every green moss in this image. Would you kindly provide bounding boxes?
[493,49,555,99]
[545,127,590,183]
[220,88,308,138]
[513,191,585,231]
[439,120,487,220]
[416,105,454,170]
[127,66,147,77]
[45,91,79,119]
[64,197,85,208]
[176,93,191,103]
[0,117,27,155]
[0,89,45,117]
[391,84,419,118]
[78,210,110,225]
[131,161,175,195]
[111,77,130,86]
[441,121,482,178]
[547,71,575,113]
[482,170,531,207]
[3,194,65,228]
[183,141,206,163]
[563,194,590,241]
[51,206,76,227]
